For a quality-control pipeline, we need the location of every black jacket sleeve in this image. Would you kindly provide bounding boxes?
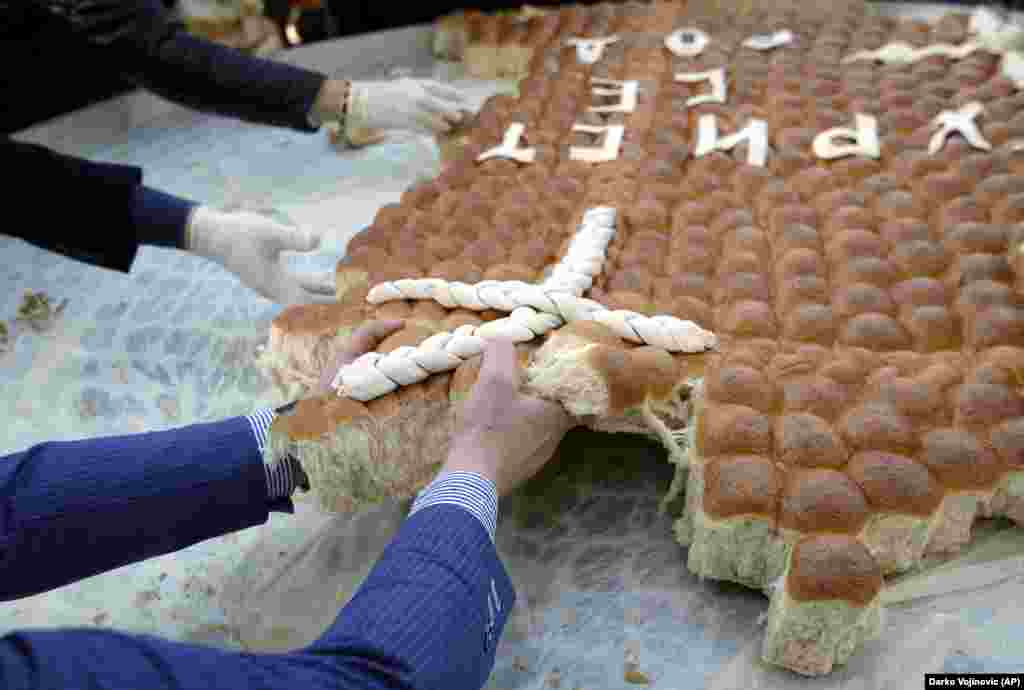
[113,0,328,132]
[4,138,144,273]
[1,0,333,273]
[22,0,328,133]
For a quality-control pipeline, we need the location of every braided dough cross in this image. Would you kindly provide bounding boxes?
[332,206,718,401]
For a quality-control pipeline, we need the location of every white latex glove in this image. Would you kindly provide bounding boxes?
[326,120,389,150]
[346,78,470,136]
[971,6,1024,52]
[186,206,336,306]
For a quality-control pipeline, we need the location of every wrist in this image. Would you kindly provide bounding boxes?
[309,78,350,128]
[444,433,500,484]
[183,204,202,252]
[130,186,198,251]
[184,205,222,260]
[250,406,310,505]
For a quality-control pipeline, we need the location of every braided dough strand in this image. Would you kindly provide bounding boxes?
[334,302,715,401]
[337,206,717,401]
[367,277,715,348]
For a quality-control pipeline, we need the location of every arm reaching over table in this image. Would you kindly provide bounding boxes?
[2,138,337,306]
[0,322,552,690]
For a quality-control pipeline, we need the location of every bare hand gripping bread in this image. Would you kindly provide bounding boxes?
[258,0,1024,676]
[263,320,699,513]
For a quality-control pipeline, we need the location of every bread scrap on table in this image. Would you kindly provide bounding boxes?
[257,0,1024,676]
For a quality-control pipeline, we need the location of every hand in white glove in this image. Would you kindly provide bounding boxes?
[346,78,470,136]
[325,120,388,151]
[186,206,336,306]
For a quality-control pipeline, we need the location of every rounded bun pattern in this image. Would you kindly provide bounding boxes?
[262,0,1024,677]
[335,206,717,401]
[695,342,1024,579]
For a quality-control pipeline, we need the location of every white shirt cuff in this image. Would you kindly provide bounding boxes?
[250,408,499,534]
[247,408,296,502]
[409,471,499,543]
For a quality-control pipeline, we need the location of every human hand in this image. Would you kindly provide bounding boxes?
[446,338,575,497]
[316,319,405,396]
[346,78,470,136]
[186,206,337,306]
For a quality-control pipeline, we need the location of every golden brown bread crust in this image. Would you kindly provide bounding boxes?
[584,343,681,415]
[786,534,883,607]
[443,309,485,331]
[434,5,561,83]
[780,469,870,535]
[775,413,850,470]
[838,402,918,455]
[953,382,1024,429]
[702,454,782,520]
[845,451,944,517]
[561,320,635,350]
[372,301,413,321]
[407,300,450,329]
[991,418,1024,468]
[483,263,540,283]
[272,395,370,441]
[920,428,1005,490]
[365,391,402,419]
[1011,236,1024,295]
[261,301,368,393]
[699,404,773,458]
[272,301,363,337]
[376,324,440,354]
[258,4,1024,654]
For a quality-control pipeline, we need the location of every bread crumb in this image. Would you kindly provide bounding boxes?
[624,669,651,685]
[16,291,66,333]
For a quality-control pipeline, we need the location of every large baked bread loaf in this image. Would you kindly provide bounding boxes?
[259,0,1024,676]
[262,319,699,512]
[433,5,560,79]
[1012,227,1024,294]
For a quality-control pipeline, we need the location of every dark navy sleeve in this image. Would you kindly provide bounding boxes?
[130,185,197,250]
[4,137,145,273]
[0,415,273,602]
[0,507,515,690]
[20,0,327,132]
[4,137,201,269]
[110,0,327,132]
[306,504,516,690]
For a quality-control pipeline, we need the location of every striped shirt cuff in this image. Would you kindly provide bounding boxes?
[247,408,276,455]
[409,471,499,543]
[246,408,306,502]
[247,408,498,538]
